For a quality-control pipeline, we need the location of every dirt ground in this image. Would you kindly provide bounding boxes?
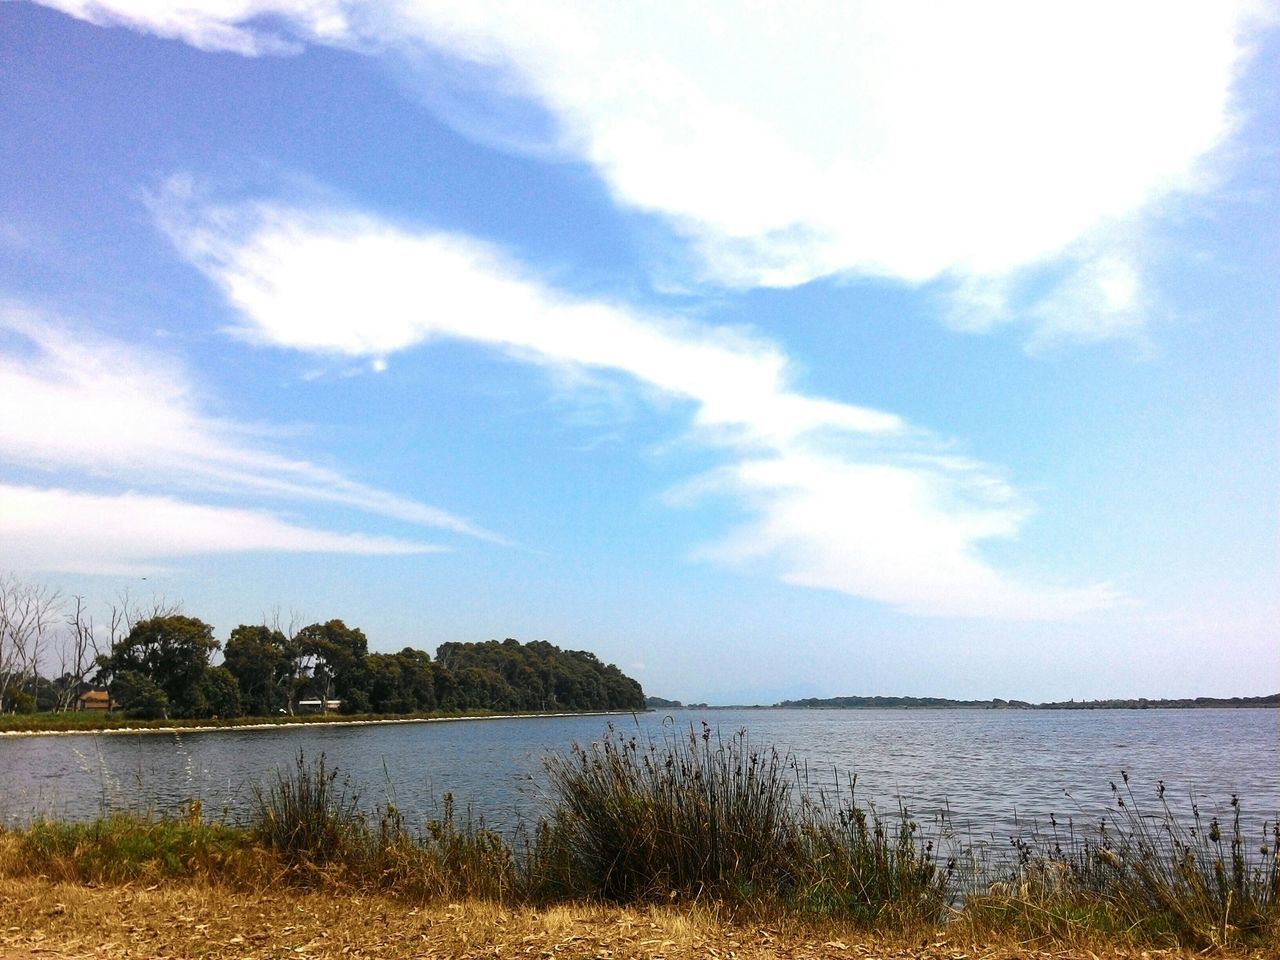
[1,876,1274,960]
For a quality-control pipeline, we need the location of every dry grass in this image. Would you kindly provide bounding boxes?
[5,873,1265,960]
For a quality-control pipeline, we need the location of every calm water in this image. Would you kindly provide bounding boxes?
[2,709,1276,845]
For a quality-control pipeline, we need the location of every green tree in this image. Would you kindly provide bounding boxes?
[223,624,290,716]
[366,647,437,714]
[98,615,219,719]
[297,620,370,714]
[196,665,244,718]
[111,670,169,719]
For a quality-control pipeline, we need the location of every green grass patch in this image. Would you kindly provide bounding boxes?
[0,707,605,735]
[15,806,260,883]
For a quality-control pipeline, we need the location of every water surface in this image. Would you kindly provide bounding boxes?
[3,708,1275,845]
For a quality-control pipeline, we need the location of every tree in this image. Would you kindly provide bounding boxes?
[52,595,103,712]
[111,670,169,719]
[196,665,243,719]
[223,624,290,716]
[98,615,219,719]
[296,620,370,714]
[0,577,61,712]
[366,648,437,714]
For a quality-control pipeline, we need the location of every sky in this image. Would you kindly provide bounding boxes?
[1,1,1276,704]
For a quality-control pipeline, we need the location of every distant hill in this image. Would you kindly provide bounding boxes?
[643,692,1280,711]
[774,693,1280,710]
[645,695,684,709]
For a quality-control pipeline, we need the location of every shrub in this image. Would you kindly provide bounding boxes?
[536,723,952,924]
[251,751,358,870]
[965,772,1280,949]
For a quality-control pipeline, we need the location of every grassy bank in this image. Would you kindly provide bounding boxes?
[0,706,627,735]
[1,729,1276,953]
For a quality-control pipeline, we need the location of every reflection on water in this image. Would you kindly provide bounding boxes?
[2,708,1277,844]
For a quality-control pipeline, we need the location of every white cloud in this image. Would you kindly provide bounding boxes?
[947,244,1153,349]
[158,192,902,445]
[36,0,1267,338]
[163,192,1119,618]
[0,303,499,541]
[685,454,1120,620]
[0,484,436,576]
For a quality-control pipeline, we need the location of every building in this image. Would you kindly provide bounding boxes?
[77,689,118,712]
[296,699,343,714]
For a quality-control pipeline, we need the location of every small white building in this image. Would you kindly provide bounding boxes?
[296,699,343,714]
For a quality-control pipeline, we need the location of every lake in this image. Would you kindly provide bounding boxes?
[2,708,1276,849]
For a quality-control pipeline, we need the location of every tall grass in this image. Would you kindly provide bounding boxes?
[11,802,265,884]
[251,751,357,868]
[250,751,517,898]
[964,771,1279,948]
[536,723,952,925]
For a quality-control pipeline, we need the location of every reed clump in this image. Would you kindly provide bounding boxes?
[963,771,1279,949]
[250,751,517,898]
[535,723,952,926]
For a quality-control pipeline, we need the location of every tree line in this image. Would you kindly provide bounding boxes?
[0,577,645,719]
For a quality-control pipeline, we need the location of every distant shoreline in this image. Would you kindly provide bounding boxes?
[648,694,1280,711]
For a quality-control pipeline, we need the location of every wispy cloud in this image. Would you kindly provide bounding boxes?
[156,183,902,447]
[161,189,1120,618]
[0,302,500,541]
[680,454,1120,620]
[0,301,500,575]
[0,484,437,576]
[947,237,1154,352]
[36,0,1268,344]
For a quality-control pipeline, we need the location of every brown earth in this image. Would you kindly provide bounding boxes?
[2,877,1274,960]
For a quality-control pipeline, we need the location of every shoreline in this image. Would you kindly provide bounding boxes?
[0,708,638,739]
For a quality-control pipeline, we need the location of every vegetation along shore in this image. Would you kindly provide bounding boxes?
[0,578,645,727]
[1,729,1276,956]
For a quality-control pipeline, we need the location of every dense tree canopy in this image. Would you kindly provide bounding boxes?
[223,624,291,716]
[21,598,646,720]
[435,638,644,712]
[97,615,220,719]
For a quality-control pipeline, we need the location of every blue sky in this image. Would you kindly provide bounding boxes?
[1,1,1276,703]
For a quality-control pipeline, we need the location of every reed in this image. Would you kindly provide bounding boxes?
[963,771,1279,948]
[251,751,358,870]
[249,751,517,898]
[536,723,951,925]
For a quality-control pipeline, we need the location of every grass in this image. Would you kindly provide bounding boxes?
[1,875,1133,960]
[961,771,1280,949]
[0,706,596,735]
[536,723,951,927]
[6,803,268,885]
[1,735,1276,953]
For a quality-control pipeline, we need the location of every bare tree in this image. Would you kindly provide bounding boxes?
[0,576,62,712]
[268,606,306,715]
[109,588,183,638]
[53,595,102,711]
